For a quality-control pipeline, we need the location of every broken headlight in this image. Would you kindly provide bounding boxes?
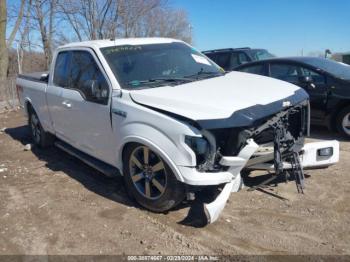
[185,136,210,165]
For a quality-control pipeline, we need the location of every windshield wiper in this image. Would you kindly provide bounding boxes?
[184,69,225,79]
[128,77,194,87]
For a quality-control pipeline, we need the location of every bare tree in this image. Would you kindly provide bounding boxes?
[57,0,191,43]
[0,0,26,80]
[57,0,119,41]
[118,0,162,38]
[140,7,192,43]
[13,0,33,74]
[31,0,57,68]
[0,0,7,80]
[2,0,193,79]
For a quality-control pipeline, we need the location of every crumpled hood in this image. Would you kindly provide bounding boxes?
[130,71,309,128]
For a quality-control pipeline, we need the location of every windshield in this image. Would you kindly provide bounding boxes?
[304,58,350,80]
[250,49,275,61]
[101,42,223,89]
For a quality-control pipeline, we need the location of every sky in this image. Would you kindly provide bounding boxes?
[171,0,350,56]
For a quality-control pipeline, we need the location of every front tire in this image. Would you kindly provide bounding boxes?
[336,105,350,138]
[123,143,185,212]
[28,107,55,148]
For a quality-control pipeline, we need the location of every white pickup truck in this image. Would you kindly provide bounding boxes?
[16,38,339,224]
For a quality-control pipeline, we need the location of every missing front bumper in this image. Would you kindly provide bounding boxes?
[197,139,339,225]
[246,140,339,171]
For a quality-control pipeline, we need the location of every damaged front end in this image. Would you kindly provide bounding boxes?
[186,100,339,225]
[191,100,309,175]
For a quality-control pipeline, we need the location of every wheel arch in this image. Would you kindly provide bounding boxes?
[118,136,185,182]
[24,98,34,116]
[328,99,350,130]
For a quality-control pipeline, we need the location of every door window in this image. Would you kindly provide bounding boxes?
[270,63,299,83]
[53,51,69,87]
[215,52,231,70]
[230,53,240,69]
[300,67,326,85]
[239,64,265,76]
[231,52,250,69]
[238,52,250,64]
[69,51,109,104]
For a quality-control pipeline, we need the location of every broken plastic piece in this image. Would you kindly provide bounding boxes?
[203,178,235,224]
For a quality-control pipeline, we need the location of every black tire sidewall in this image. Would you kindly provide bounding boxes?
[29,109,42,146]
[123,143,185,212]
[28,108,53,148]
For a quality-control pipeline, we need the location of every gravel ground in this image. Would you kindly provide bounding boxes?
[0,110,349,256]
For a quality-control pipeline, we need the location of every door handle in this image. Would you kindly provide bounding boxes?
[62,101,72,108]
[310,83,316,89]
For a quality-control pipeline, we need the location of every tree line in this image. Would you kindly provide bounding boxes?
[0,0,192,80]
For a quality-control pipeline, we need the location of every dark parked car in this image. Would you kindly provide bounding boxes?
[203,47,275,71]
[235,57,350,138]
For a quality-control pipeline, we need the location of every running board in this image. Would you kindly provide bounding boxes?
[54,140,121,177]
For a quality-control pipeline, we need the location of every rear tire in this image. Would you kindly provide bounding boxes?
[123,143,185,212]
[28,107,55,148]
[335,105,350,139]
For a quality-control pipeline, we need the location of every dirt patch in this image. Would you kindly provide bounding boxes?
[0,110,349,255]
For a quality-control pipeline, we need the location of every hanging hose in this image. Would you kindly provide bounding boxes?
[290,151,305,194]
[273,126,284,176]
[272,118,305,194]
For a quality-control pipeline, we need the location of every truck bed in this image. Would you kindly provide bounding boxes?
[16,71,52,133]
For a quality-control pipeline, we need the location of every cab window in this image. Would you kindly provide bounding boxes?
[231,52,250,69]
[53,51,69,87]
[215,52,231,70]
[68,51,109,104]
[238,52,250,64]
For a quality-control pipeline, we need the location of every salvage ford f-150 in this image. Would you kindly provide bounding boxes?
[16,38,339,224]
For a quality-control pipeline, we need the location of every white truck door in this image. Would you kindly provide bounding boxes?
[48,48,115,165]
[56,49,116,165]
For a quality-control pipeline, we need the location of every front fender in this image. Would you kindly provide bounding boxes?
[117,135,186,182]
[115,122,197,182]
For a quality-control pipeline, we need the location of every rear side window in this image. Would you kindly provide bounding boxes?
[68,51,109,104]
[231,53,240,69]
[238,52,250,64]
[270,63,299,83]
[53,52,69,87]
[239,64,265,76]
[231,52,250,69]
[215,52,231,70]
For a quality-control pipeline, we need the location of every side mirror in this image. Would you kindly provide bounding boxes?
[82,80,109,101]
[40,73,49,82]
[299,76,313,84]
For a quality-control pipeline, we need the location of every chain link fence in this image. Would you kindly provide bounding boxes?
[0,77,20,112]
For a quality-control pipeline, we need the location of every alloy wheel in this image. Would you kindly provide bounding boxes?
[342,113,350,136]
[128,146,167,200]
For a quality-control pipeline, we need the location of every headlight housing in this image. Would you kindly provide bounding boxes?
[317,147,333,157]
[185,136,210,165]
